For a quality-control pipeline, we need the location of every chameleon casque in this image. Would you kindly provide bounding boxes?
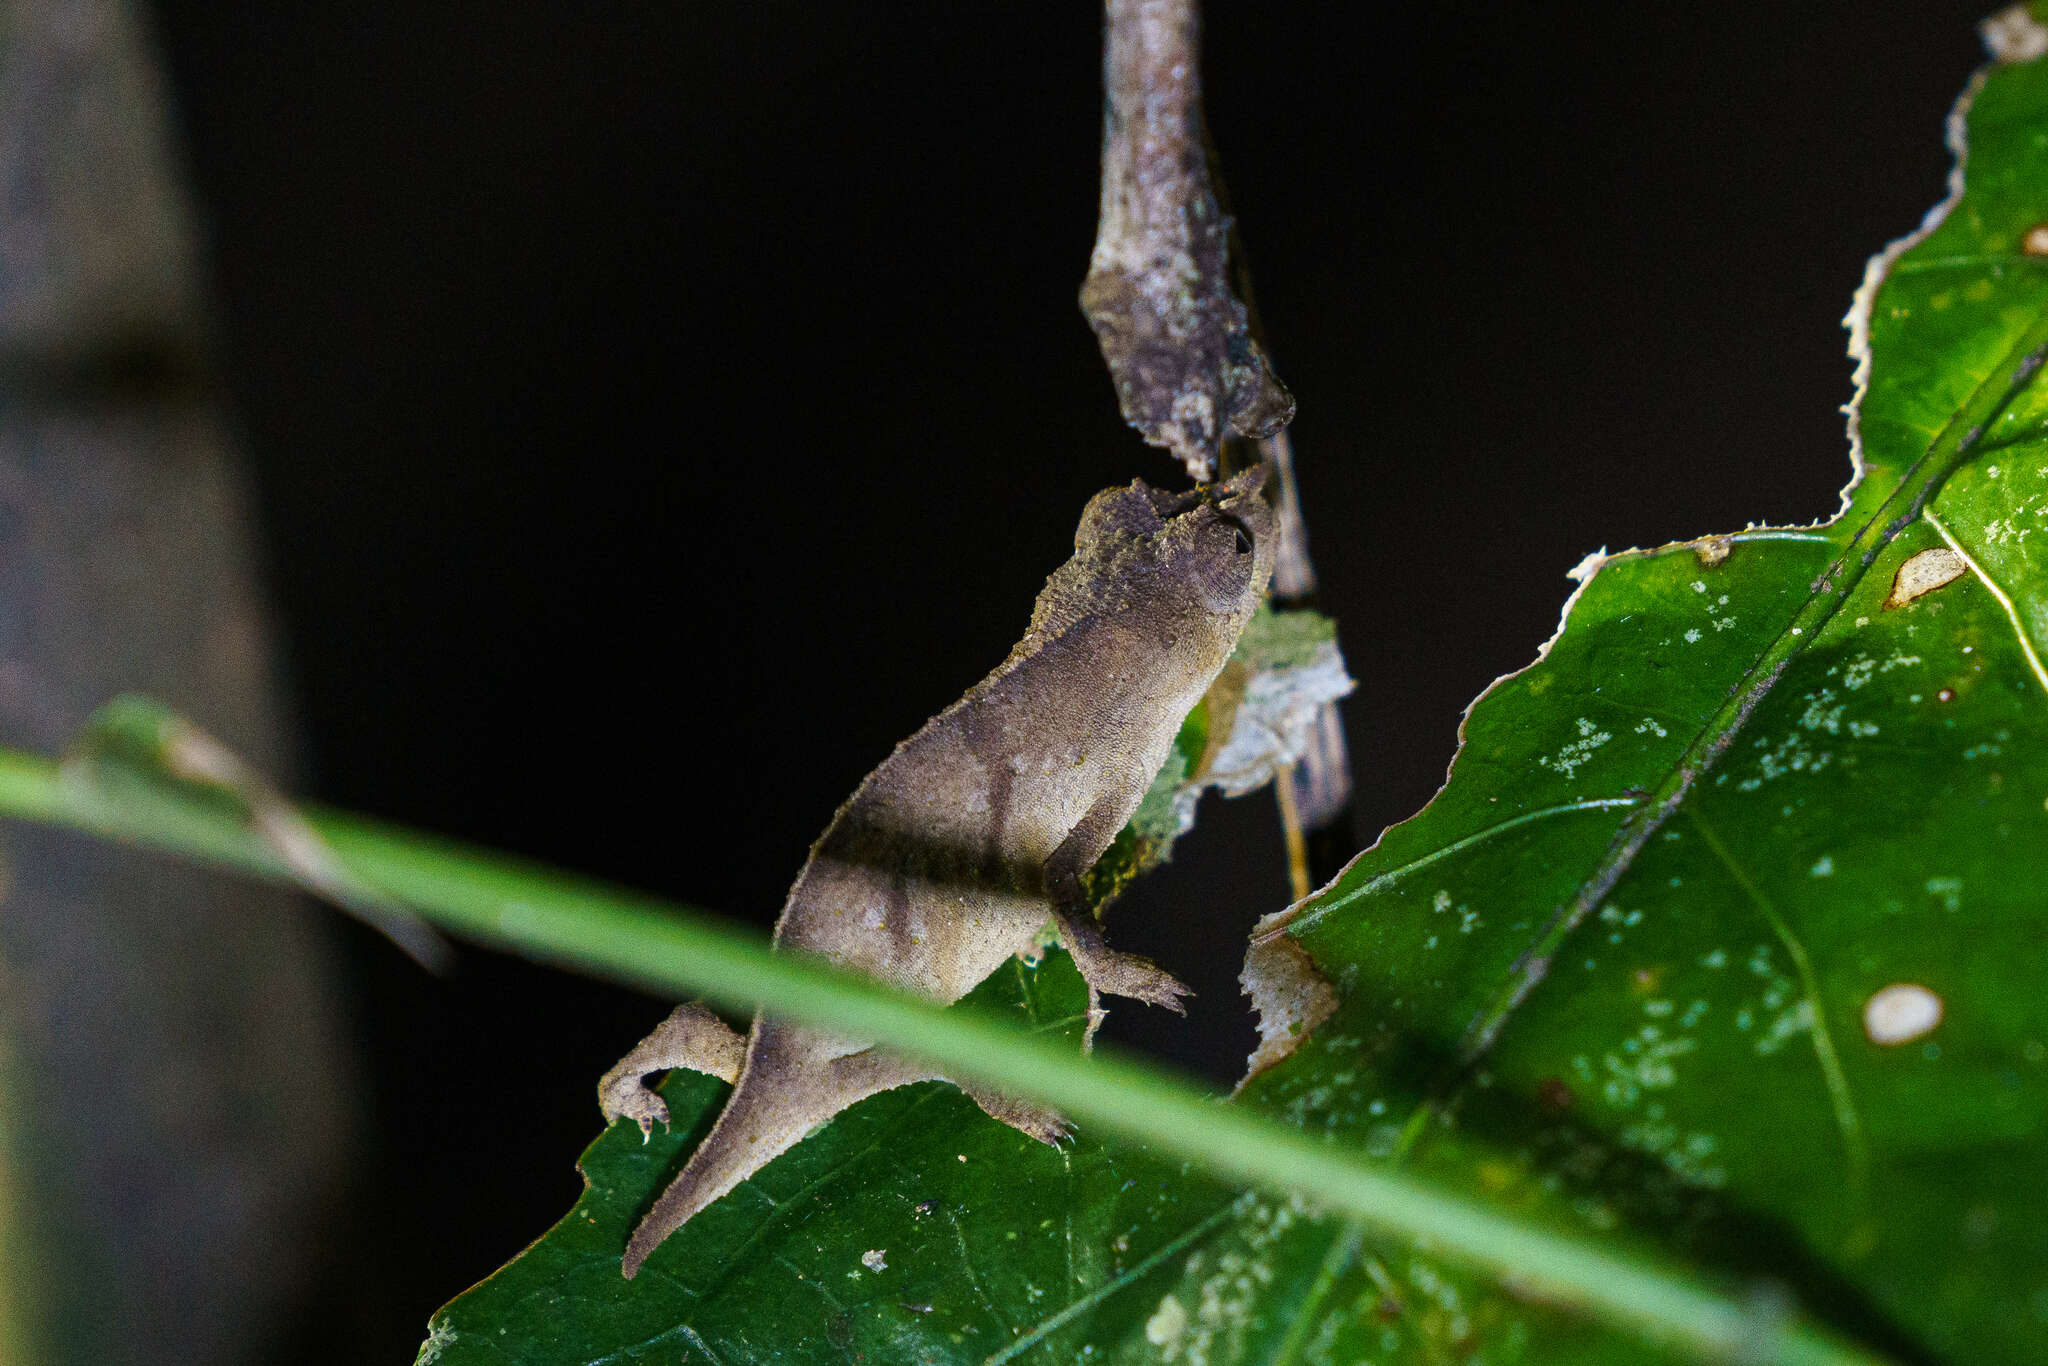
[600,463,1277,1277]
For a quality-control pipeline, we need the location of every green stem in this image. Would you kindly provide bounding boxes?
[0,748,1888,1366]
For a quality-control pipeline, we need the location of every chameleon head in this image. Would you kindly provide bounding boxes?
[1071,461,1277,631]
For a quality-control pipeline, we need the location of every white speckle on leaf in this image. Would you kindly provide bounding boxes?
[861,1248,887,1272]
[1926,876,1963,912]
[1736,729,1832,790]
[1146,1293,1189,1352]
[1810,856,1835,877]
[1800,689,1846,735]
[1755,1000,1813,1056]
[1865,984,1943,1045]
[1538,718,1612,779]
[1601,1032,1696,1108]
[1684,628,1702,644]
[1619,1120,1727,1189]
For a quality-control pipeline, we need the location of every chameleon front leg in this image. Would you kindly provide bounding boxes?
[1044,788,1192,1029]
[599,1002,749,1139]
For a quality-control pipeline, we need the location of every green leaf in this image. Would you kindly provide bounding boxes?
[1227,33,2048,1366]
[413,21,2047,1366]
[418,953,1235,1366]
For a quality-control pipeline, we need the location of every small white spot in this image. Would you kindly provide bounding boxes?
[1145,1293,1188,1348]
[1810,856,1834,877]
[861,1248,887,1272]
[1864,984,1943,1045]
[1684,628,1702,643]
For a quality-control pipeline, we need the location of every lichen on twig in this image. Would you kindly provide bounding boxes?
[1081,0,1293,481]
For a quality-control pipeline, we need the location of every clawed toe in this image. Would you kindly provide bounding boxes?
[1105,958,1192,1013]
[607,1088,671,1140]
[960,1082,1070,1148]
[1142,981,1191,1014]
[1018,1109,1074,1148]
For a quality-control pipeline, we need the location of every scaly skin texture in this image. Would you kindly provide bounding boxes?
[604,464,1276,1277]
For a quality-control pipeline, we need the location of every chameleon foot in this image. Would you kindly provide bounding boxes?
[599,1002,747,1139]
[960,1082,1071,1147]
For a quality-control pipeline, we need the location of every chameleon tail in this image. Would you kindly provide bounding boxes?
[621,1022,928,1278]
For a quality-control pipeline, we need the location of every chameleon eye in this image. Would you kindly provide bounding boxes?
[1221,515,1253,555]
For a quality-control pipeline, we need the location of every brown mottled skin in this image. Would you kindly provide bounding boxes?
[600,464,1276,1278]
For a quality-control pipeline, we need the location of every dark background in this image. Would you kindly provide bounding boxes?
[140,2,1991,1358]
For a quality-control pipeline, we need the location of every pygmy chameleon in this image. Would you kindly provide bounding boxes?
[599,462,1277,1277]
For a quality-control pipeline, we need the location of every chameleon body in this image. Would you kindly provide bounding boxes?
[601,464,1276,1277]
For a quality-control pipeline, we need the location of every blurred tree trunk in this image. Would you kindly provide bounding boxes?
[0,2,359,1361]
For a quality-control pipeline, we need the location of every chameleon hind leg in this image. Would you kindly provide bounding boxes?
[827,1048,1069,1147]
[599,1002,748,1139]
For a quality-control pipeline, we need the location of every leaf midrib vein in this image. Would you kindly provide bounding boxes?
[1436,310,2048,1076]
